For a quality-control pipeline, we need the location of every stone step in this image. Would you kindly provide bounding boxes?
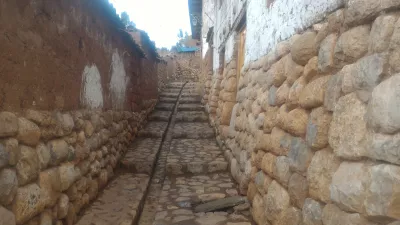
[153,173,252,225]
[148,110,172,121]
[160,92,180,98]
[138,121,168,138]
[172,122,215,139]
[75,173,149,225]
[179,96,202,104]
[166,139,228,176]
[178,104,204,111]
[120,138,162,175]
[155,103,175,111]
[159,97,177,103]
[175,111,208,122]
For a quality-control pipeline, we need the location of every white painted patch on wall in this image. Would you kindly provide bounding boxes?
[109,49,128,110]
[80,64,104,109]
[225,33,237,63]
[245,0,344,63]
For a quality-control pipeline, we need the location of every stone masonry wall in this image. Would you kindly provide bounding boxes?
[0,104,156,225]
[204,2,400,225]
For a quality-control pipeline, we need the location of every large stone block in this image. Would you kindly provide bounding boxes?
[291,32,318,66]
[365,164,400,219]
[264,180,291,222]
[47,139,69,166]
[342,53,389,102]
[299,75,330,109]
[288,137,313,174]
[334,25,370,65]
[367,74,400,134]
[0,112,18,137]
[224,77,237,92]
[330,162,371,213]
[329,93,368,159]
[16,118,41,146]
[318,34,338,73]
[369,14,399,53]
[324,73,343,111]
[38,168,62,207]
[277,107,308,137]
[344,0,400,26]
[322,204,376,225]
[306,107,332,149]
[0,206,15,225]
[0,168,18,205]
[16,145,39,185]
[12,184,46,224]
[307,148,340,203]
[302,198,323,225]
[288,173,308,208]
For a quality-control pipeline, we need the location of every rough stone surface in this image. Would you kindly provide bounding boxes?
[47,139,69,166]
[324,74,343,111]
[288,76,306,110]
[0,168,18,205]
[12,183,46,224]
[261,153,277,177]
[307,148,340,203]
[288,137,313,174]
[366,74,400,134]
[278,107,308,137]
[299,76,330,109]
[330,162,371,213]
[285,55,304,85]
[369,14,398,53]
[304,57,318,82]
[306,107,332,149]
[288,173,309,208]
[252,194,267,225]
[322,204,375,225]
[16,118,41,146]
[329,93,368,159]
[365,131,400,165]
[318,34,338,73]
[264,180,290,222]
[0,206,15,225]
[302,198,323,225]
[273,156,291,187]
[275,207,302,225]
[334,25,370,65]
[16,145,39,185]
[291,32,318,66]
[0,112,18,137]
[344,0,400,26]
[271,56,287,87]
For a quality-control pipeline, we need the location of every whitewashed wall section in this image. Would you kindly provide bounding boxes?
[110,50,128,110]
[245,0,344,63]
[80,64,104,109]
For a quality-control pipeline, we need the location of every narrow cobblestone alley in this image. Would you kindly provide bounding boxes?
[75,82,253,225]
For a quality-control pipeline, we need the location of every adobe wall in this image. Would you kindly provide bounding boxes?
[0,1,160,224]
[203,0,400,224]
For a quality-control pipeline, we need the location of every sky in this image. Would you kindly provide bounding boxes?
[109,0,192,49]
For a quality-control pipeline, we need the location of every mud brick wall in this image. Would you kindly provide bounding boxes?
[0,105,156,225]
[204,2,400,225]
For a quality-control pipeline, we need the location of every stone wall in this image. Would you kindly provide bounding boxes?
[0,105,156,225]
[204,2,400,224]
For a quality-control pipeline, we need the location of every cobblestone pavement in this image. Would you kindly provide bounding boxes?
[75,82,253,225]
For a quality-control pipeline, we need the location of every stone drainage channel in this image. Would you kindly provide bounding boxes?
[75,82,254,225]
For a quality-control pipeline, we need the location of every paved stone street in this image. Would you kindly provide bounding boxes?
[74,82,253,225]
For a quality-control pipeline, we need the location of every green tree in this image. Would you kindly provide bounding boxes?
[121,11,130,27]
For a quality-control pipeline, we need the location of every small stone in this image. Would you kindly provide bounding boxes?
[307,148,340,203]
[329,93,368,159]
[0,168,18,205]
[1,138,18,166]
[302,198,323,225]
[268,86,278,106]
[84,121,94,137]
[275,207,302,225]
[288,173,309,208]
[291,32,318,65]
[36,143,50,169]
[330,162,371,213]
[16,145,39,185]
[261,153,276,177]
[16,118,41,146]
[287,76,307,110]
[0,206,15,225]
[318,34,338,73]
[47,139,69,166]
[288,137,313,174]
[59,163,81,191]
[0,143,8,169]
[263,106,279,133]
[324,73,343,111]
[299,75,331,109]
[306,107,332,149]
[334,25,370,65]
[0,112,18,137]
[264,180,290,222]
